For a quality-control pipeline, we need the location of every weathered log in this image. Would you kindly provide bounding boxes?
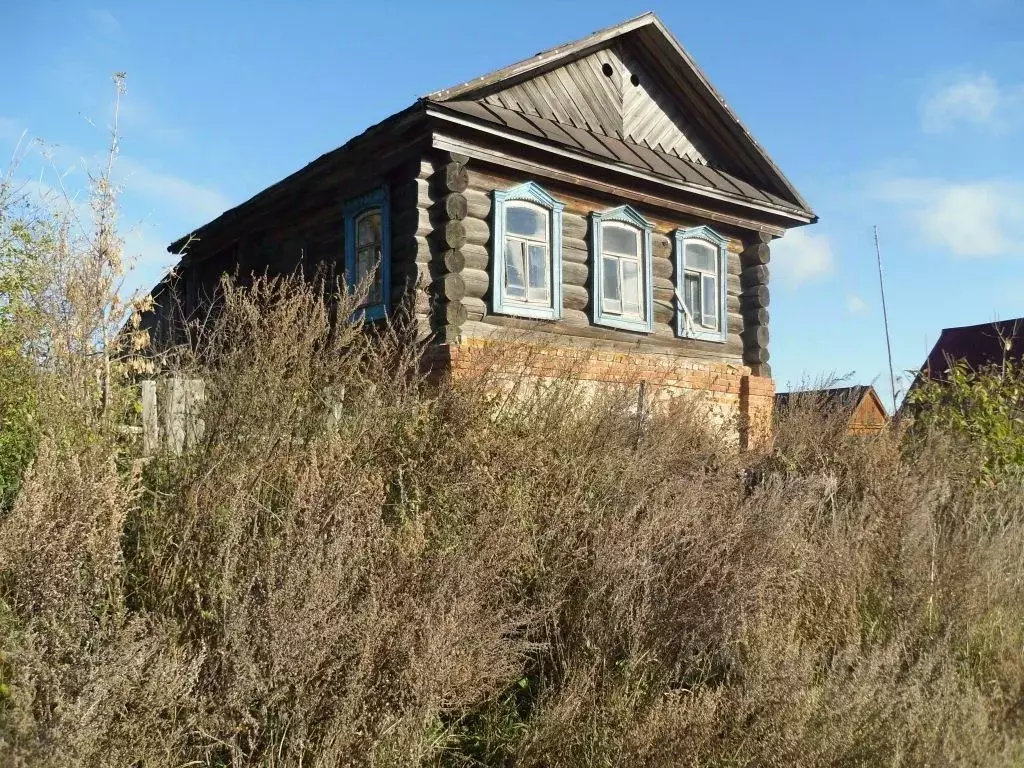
[462,216,490,247]
[741,285,770,308]
[433,273,465,301]
[563,243,588,265]
[563,284,588,311]
[561,308,590,329]
[464,188,491,219]
[562,212,588,240]
[392,206,431,239]
[741,325,769,349]
[562,261,588,287]
[439,192,467,221]
[463,295,487,320]
[436,299,468,327]
[741,264,769,287]
[652,233,672,260]
[431,162,468,194]
[652,256,674,280]
[461,243,490,270]
[391,176,433,211]
[462,267,489,299]
[653,299,673,324]
[744,346,770,365]
[563,236,588,254]
[437,220,466,250]
[742,306,769,326]
[727,312,744,333]
[742,240,771,266]
[441,248,465,274]
[434,324,463,344]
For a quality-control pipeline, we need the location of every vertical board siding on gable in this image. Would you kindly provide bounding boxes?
[460,164,744,361]
[478,43,712,165]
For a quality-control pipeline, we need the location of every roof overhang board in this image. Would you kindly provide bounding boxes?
[427,108,812,232]
[431,131,790,237]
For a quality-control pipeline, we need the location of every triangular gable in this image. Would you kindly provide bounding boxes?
[477,43,714,166]
[426,13,813,216]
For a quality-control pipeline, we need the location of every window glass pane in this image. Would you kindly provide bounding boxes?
[602,255,621,313]
[504,239,527,299]
[527,244,549,303]
[603,225,638,256]
[686,241,716,272]
[684,272,701,321]
[621,259,641,317]
[506,205,546,239]
[357,210,381,246]
[356,245,382,306]
[701,274,718,328]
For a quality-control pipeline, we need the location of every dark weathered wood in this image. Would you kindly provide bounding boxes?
[742,306,769,326]
[741,240,770,266]
[432,161,469,195]
[462,216,490,246]
[437,220,466,250]
[744,346,770,365]
[440,192,468,221]
[463,295,487,319]
[652,256,673,279]
[741,264,769,287]
[464,188,492,219]
[433,272,466,301]
[742,326,769,354]
[741,285,770,308]
[441,248,466,274]
[436,299,469,326]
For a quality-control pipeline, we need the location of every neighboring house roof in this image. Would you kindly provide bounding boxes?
[170,12,814,256]
[775,385,889,434]
[918,318,1024,381]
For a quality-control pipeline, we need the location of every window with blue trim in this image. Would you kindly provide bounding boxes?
[343,186,390,320]
[675,225,728,342]
[492,181,564,320]
[591,205,653,333]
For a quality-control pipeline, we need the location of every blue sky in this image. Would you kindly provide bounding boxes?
[2,0,1022,405]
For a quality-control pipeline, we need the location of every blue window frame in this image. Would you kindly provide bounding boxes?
[675,225,728,342]
[590,205,653,333]
[343,185,390,321]
[492,181,565,320]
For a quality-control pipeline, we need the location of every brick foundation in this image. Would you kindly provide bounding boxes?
[423,336,774,448]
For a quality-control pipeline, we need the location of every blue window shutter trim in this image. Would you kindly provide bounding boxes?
[674,225,728,343]
[343,185,390,321]
[491,181,564,320]
[590,205,654,334]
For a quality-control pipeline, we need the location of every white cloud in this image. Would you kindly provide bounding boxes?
[921,72,1024,133]
[771,228,836,286]
[875,177,1024,258]
[847,295,868,314]
[118,159,231,223]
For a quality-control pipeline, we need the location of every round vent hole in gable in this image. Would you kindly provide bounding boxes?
[601,62,613,77]
[630,73,640,87]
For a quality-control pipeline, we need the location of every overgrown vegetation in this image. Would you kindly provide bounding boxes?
[2,86,1024,767]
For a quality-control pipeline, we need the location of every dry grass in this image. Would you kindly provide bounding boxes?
[0,274,1023,767]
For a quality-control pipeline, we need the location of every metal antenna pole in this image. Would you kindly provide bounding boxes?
[873,225,897,409]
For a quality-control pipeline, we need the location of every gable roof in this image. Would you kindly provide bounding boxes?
[775,386,882,414]
[425,12,814,221]
[918,318,1024,381]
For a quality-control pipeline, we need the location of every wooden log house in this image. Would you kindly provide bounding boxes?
[143,13,817,446]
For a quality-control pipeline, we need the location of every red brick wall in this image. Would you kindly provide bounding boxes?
[423,337,774,448]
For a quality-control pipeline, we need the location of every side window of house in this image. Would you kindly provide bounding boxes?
[675,225,728,342]
[590,205,653,333]
[343,186,390,320]
[492,182,564,320]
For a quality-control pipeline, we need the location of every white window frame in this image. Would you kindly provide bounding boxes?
[591,205,653,333]
[674,225,728,343]
[492,181,564,320]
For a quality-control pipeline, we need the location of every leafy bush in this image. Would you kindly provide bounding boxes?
[906,359,1024,482]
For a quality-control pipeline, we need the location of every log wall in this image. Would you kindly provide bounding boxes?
[450,163,752,366]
